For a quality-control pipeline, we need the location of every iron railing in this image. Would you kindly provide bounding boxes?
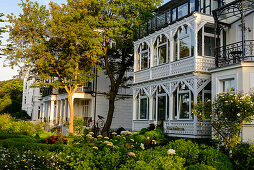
[216,40,254,67]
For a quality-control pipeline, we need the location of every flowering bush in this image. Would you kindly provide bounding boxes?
[46,136,67,145]
[0,146,65,169]
[194,91,254,150]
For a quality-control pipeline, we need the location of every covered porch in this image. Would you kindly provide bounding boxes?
[132,74,212,138]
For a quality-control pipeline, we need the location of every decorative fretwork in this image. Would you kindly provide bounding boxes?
[143,86,151,97]
[171,57,195,75]
[184,79,195,92]
[195,57,216,72]
[170,81,179,94]
[197,78,210,93]
[151,85,158,96]
[134,88,140,98]
[151,64,171,80]
[161,83,171,95]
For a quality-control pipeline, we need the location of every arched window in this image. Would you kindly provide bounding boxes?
[153,34,170,66]
[136,89,149,120]
[137,42,150,71]
[173,25,194,61]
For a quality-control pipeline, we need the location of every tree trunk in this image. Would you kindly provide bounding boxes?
[68,94,74,133]
[102,92,116,136]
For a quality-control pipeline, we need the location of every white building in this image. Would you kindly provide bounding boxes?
[22,71,133,131]
[132,0,254,140]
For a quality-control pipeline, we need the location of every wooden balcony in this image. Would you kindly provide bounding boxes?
[134,56,215,84]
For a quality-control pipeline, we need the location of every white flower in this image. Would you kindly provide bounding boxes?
[140,143,145,150]
[121,131,132,135]
[237,113,240,117]
[167,149,176,155]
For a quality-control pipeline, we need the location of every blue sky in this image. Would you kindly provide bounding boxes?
[0,0,170,81]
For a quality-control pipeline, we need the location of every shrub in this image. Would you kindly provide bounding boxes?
[186,163,216,170]
[0,138,66,151]
[167,139,200,165]
[0,146,65,169]
[46,135,67,144]
[231,142,254,170]
[134,134,146,144]
[199,146,233,170]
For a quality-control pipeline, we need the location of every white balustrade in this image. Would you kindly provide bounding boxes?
[134,56,216,84]
[195,56,215,72]
[133,120,150,131]
[164,120,212,137]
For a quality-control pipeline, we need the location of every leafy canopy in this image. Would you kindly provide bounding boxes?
[5,0,102,89]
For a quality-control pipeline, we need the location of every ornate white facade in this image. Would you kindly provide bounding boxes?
[132,0,254,139]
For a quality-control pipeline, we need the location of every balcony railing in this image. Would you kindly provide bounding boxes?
[216,40,254,67]
[134,56,215,84]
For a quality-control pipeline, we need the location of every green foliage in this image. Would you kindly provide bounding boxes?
[73,116,84,135]
[186,163,216,170]
[0,13,5,46]
[167,139,200,165]
[0,79,23,114]
[199,146,233,170]
[134,134,146,144]
[0,146,65,169]
[194,91,254,149]
[231,142,254,170]
[0,114,49,137]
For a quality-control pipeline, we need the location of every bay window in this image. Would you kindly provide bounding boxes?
[153,34,170,66]
[173,25,194,61]
[137,42,150,71]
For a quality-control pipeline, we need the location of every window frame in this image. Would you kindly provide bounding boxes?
[173,25,194,61]
[138,94,149,120]
[137,43,150,71]
[153,35,169,66]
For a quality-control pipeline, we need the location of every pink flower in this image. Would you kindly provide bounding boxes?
[127,152,136,157]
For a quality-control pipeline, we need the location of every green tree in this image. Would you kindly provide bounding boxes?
[194,91,254,151]
[5,0,102,133]
[0,79,23,114]
[93,0,162,136]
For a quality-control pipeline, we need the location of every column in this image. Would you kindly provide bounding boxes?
[60,100,63,124]
[50,100,54,123]
[193,78,198,136]
[65,99,68,122]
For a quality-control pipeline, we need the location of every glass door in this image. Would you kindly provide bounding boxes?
[157,95,166,121]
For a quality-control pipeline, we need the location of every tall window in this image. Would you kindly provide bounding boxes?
[152,87,168,121]
[173,25,194,61]
[137,42,150,71]
[198,25,219,57]
[137,90,149,120]
[153,35,170,66]
[173,83,193,120]
[82,100,89,117]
